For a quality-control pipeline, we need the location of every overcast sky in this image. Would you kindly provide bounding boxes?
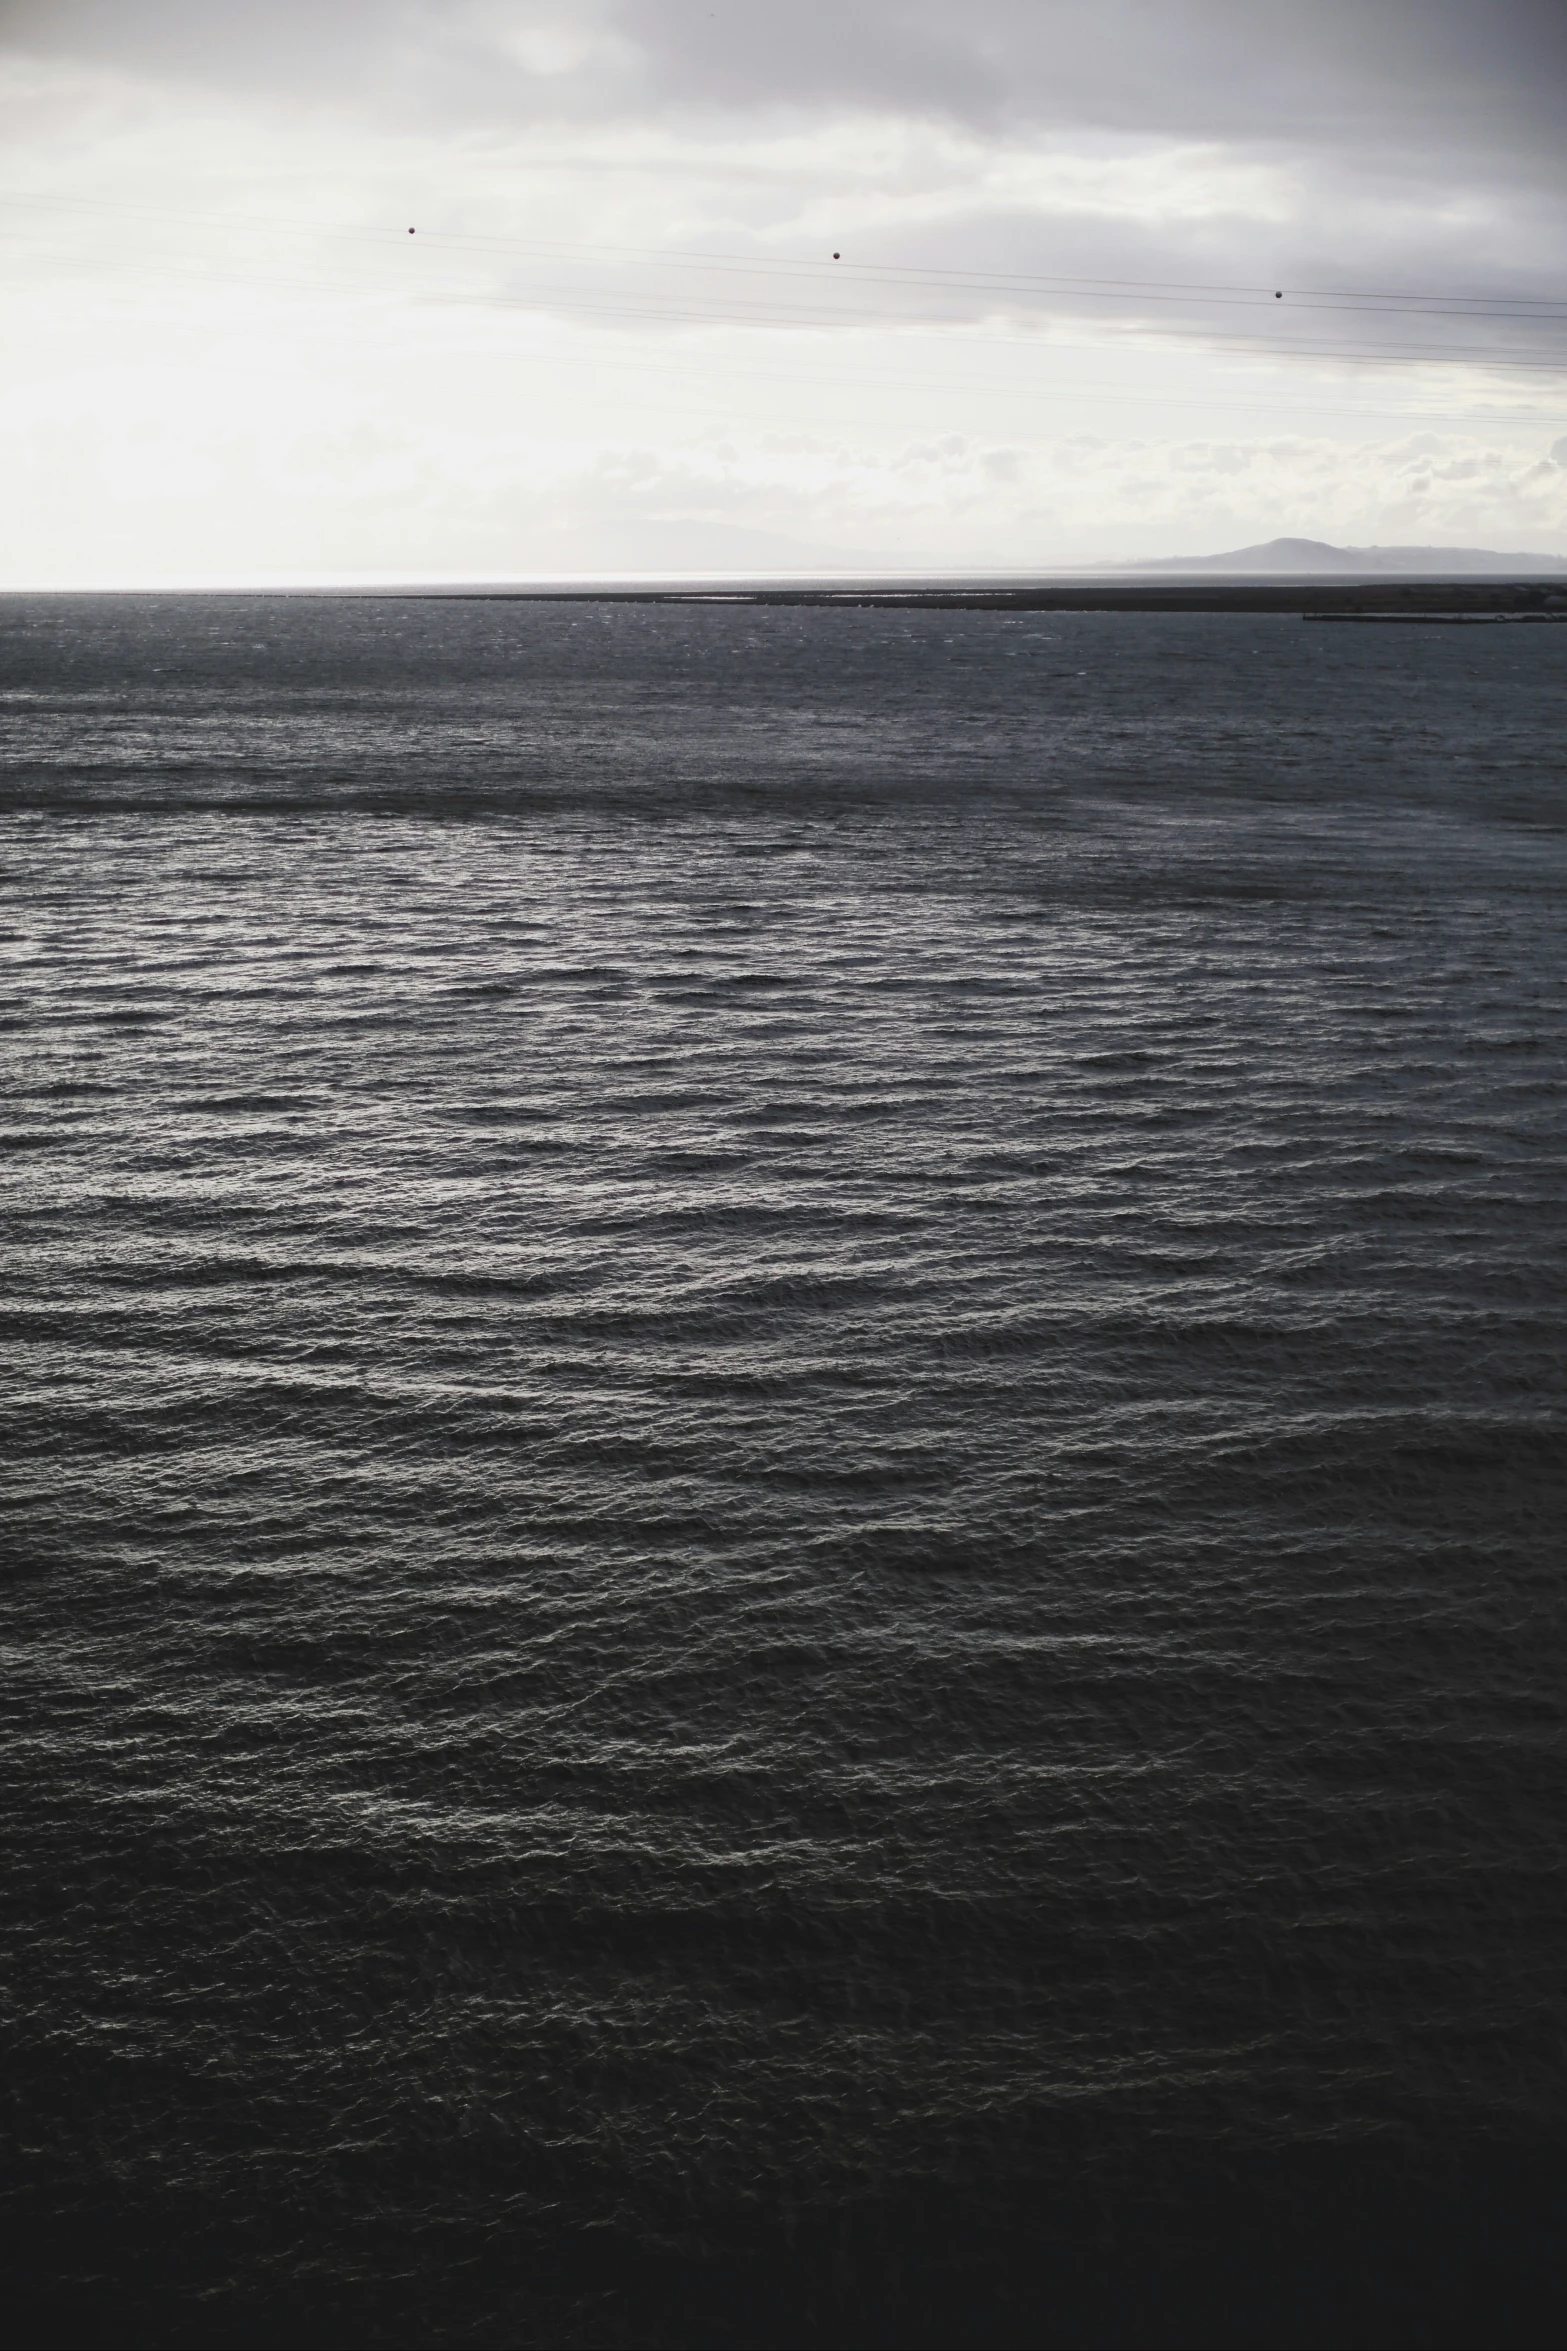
[3,0,1565,582]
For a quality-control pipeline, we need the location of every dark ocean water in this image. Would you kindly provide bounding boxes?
[2,596,1566,2348]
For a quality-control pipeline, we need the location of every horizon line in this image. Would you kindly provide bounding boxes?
[5,556,1567,598]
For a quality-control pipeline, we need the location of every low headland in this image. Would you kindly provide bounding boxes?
[392,540,1567,618]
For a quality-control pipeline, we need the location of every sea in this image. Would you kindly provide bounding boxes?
[2,594,1565,2349]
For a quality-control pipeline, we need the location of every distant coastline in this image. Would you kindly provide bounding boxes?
[8,539,1567,615]
[310,535,1567,614]
[381,575,1567,617]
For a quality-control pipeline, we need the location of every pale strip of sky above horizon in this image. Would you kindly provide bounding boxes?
[1,0,1565,584]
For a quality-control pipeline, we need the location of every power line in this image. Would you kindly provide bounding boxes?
[7,232,1567,377]
[3,188,1567,327]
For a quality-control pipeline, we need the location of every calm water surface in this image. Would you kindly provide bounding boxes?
[3,598,1566,2346]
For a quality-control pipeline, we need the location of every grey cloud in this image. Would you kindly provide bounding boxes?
[625,0,1567,169]
[0,0,430,94]
[4,0,1563,365]
[4,0,1565,171]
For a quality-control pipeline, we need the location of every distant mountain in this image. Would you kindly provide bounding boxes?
[1123,536,1567,576]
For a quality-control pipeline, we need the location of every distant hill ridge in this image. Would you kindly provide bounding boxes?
[1125,536,1567,576]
